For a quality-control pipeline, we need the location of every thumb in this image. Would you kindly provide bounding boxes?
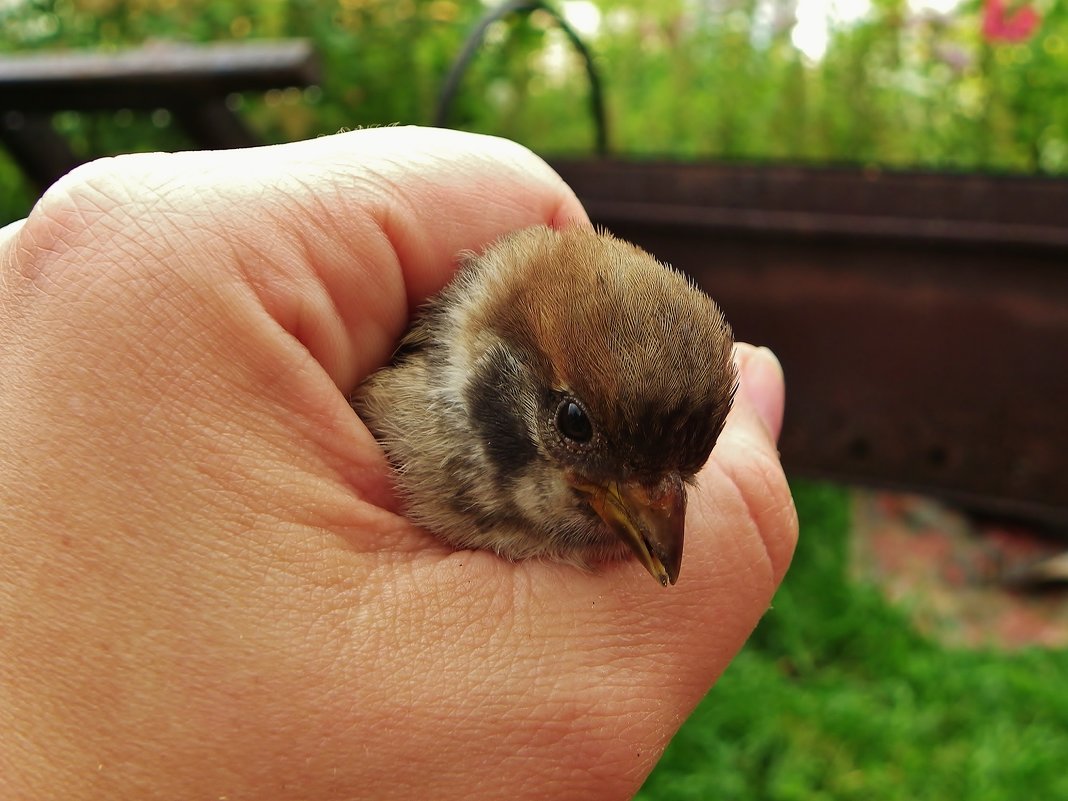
[715,341,795,586]
[734,342,786,443]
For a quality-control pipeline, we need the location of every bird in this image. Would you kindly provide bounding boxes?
[353,225,736,586]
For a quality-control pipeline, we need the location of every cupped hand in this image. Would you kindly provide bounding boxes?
[0,127,797,800]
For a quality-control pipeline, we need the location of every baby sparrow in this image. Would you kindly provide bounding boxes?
[354,226,736,586]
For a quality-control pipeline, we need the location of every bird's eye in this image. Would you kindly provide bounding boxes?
[556,398,593,443]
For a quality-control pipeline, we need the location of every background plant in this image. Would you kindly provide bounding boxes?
[2,0,1067,224]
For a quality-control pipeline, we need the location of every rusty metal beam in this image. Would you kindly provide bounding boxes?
[552,160,1068,525]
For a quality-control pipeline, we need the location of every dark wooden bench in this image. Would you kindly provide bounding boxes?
[0,39,320,189]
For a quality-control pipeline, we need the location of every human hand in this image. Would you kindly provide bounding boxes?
[0,127,797,800]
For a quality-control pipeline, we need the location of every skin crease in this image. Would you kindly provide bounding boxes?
[0,127,797,800]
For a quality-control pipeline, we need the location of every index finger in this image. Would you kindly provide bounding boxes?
[16,126,589,391]
[250,126,592,387]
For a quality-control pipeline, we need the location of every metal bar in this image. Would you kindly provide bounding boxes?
[552,159,1068,525]
[434,0,608,155]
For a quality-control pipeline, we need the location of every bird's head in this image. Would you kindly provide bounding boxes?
[449,226,737,586]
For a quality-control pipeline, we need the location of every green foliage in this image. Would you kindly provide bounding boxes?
[638,481,1068,801]
[0,0,488,222]
[1,1,1067,222]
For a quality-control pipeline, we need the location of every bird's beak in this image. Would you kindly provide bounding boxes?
[569,472,686,587]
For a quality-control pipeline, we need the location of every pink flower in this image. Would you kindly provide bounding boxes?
[983,0,1041,43]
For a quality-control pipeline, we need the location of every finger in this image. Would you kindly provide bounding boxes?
[707,342,796,586]
[734,342,786,442]
[696,339,798,589]
[260,127,593,388]
[18,127,589,393]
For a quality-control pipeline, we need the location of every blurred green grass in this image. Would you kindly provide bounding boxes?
[638,482,1068,800]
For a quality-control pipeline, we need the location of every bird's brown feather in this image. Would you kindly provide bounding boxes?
[353,225,736,573]
[470,226,736,479]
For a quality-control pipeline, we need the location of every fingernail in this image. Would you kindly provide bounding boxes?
[738,345,785,441]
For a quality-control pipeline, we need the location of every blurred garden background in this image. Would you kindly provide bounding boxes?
[2,1,1066,798]
[3,0,1068,222]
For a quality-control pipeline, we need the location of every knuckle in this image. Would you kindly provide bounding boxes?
[18,153,188,287]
